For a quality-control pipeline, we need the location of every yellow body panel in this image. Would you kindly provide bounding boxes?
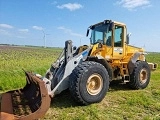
[86,19,157,80]
[89,20,148,79]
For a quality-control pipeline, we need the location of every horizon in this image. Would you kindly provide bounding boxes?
[0,43,159,53]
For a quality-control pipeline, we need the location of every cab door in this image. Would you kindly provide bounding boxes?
[112,25,124,59]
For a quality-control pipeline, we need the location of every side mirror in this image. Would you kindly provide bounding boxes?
[126,33,131,44]
[86,28,90,37]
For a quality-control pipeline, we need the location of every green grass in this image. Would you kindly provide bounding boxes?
[0,46,62,91]
[0,46,160,120]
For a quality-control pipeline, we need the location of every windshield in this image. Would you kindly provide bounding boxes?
[90,24,110,45]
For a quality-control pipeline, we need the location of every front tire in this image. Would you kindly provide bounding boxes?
[129,61,151,89]
[69,61,109,105]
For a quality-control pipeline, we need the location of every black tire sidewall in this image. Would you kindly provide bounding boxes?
[79,62,109,104]
[130,61,151,89]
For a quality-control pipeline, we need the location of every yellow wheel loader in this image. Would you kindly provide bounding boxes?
[0,20,157,120]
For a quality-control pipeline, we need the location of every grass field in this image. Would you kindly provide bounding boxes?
[0,45,62,91]
[0,46,160,120]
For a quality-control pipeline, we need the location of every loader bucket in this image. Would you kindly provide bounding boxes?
[0,72,51,120]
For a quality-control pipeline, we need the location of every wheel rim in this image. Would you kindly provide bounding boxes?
[86,73,103,95]
[140,68,147,84]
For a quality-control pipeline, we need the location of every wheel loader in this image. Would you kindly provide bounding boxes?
[0,20,157,120]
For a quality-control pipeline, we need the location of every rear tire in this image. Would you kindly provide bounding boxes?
[129,61,151,89]
[69,61,109,105]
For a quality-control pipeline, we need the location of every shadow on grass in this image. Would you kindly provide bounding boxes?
[50,89,80,108]
[109,80,131,92]
[50,80,132,109]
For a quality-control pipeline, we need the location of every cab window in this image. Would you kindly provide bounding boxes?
[106,31,112,46]
[114,26,123,47]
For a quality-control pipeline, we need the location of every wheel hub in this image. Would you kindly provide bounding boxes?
[86,73,103,95]
[140,68,147,84]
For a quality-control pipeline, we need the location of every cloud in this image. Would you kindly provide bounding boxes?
[58,26,84,37]
[117,0,151,10]
[32,26,43,30]
[18,29,29,33]
[0,24,14,29]
[57,3,83,11]
[0,29,11,35]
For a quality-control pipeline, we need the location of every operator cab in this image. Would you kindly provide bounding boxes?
[87,20,113,45]
[87,20,127,59]
[87,20,126,47]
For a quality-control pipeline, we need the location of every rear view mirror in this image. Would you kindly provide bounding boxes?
[86,28,90,37]
[126,33,131,44]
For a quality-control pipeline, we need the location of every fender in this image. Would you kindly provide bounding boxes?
[87,55,113,81]
[128,52,143,74]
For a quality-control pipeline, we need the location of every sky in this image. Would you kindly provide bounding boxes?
[0,0,160,52]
